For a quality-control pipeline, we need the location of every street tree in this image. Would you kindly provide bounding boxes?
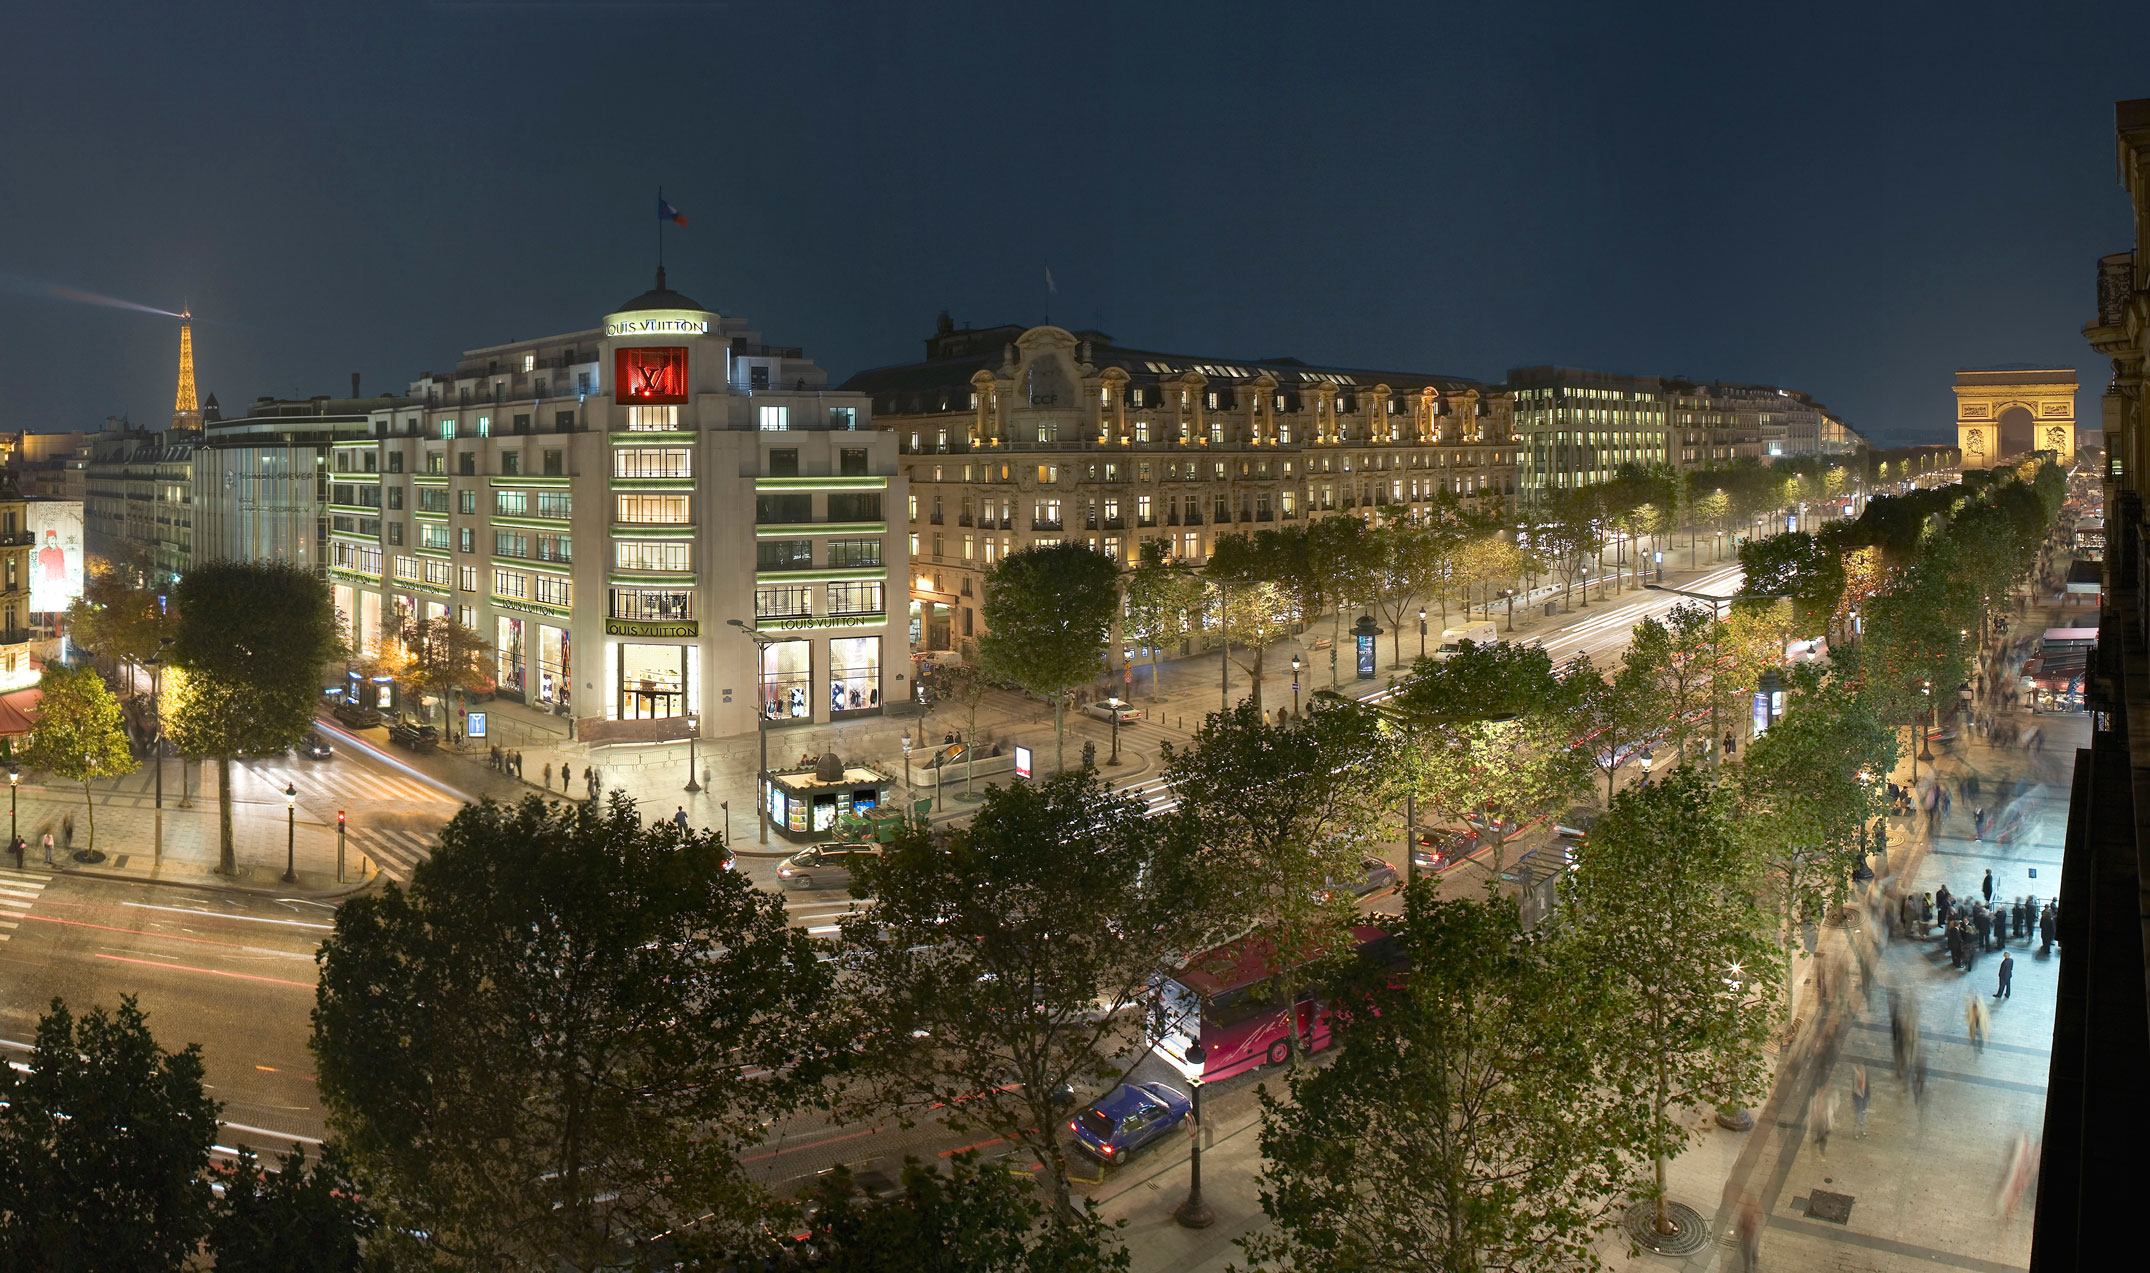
[1559,772,1780,1236]
[63,567,177,677]
[977,543,1121,773]
[312,795,828,1269]
[0,996,220,1270]
[209,1144,381,1273]
[932,662,995,797]
[1390,643,1593,876]
[1243,895,1630,1273]
[1206,532,1299,712]
[838,770,1205,1216]
[164,562,340,874]
[1307,514,1380,688]
[1736,667,1898,1018]
[1363,517,1446,667]
[21,662,137,853]
[1564,652,1657,804]
[705,1154,1129,1273]
[1163,698,1395,1060]
[1620,603,1720,762]
[1122,538,1202,701]
[390,615,493,729]
[1737,531,1846,640]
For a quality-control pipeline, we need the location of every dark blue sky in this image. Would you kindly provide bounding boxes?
[3,1,2144,445]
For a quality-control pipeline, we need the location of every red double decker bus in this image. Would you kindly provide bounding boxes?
[1150,924,1396,1082]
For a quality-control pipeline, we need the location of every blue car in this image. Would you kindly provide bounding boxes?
[1068,1081,1191,1165]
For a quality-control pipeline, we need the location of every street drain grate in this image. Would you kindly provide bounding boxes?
[1621,1201,1709,1255]
[1807,1190,1855,1224]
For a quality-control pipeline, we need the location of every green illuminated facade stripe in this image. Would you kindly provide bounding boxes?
[412,475,449,486]
[753,476,889,492]
[610,478,697,490]
[754,521,886,538]
[754,567,885,584]
[488,476,572,488]
[330,472,381,484]
[327,503,381,516]
[608,571,695,585]
[492,557,572,576]
[610,524,695,538]
[609,430,698,444]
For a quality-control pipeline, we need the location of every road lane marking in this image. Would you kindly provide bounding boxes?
[219,1120,324,1145]
[92,953,314,988]
[0,910,314,957]
[117,902,332,930]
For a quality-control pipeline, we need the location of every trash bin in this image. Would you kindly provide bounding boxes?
[1545,602,1559,618]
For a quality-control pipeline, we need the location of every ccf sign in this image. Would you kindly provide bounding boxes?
[1014,745,1032,779]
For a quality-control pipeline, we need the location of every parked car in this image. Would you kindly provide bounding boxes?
[775,842,881,892]
[387,717,439,752]
[300,732,334,760]
[1319,857,1400,904]
[1413,829,1478,873]
[1084,697,1144,723]
[1069,1082,1191,1164]
[331,699,382,729]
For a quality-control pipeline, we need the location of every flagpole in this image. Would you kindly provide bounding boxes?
[657,187,665,272]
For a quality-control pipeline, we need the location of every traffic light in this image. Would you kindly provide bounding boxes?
[337,810,346,828]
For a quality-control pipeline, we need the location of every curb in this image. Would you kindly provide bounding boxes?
[40,863,379,904]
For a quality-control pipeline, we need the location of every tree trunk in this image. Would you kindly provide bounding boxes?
[216,755,235,875]
[82,778,94,852]
[1053,698,1066,774]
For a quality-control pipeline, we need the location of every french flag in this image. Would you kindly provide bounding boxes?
[658,197,689,227]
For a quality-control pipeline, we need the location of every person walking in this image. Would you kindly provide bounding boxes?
[1852,1064,1871,1137]
[1736,1194,1763,1273]
[1995,951,2014,1000]
[2039,902,2057,954]
[40,830,54,868]
[1966,994,1988,1055]
[1974,807,1986,840]
[1973,906,1992,954]
[543,761,553,789]
[1809,1089,1836,1158]
[673,805,689,831]
[60,812,73,853]
[1981,869,1994,903]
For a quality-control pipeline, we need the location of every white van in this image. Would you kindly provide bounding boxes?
[1433,622,1499,660]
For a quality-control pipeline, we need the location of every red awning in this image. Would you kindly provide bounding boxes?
[0,687,42,736]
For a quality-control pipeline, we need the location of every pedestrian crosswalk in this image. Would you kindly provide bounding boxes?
[348,827,437,883]
[233,759,456,818]
[782,895,871,937]
[0,868,51,947]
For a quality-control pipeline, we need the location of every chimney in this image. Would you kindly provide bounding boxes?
[352,372,361,398]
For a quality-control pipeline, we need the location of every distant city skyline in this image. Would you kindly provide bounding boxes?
[4,3,2146,446]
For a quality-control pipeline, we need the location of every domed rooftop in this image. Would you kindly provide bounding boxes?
[614,266,708,314]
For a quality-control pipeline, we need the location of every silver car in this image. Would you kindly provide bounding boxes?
[775,842,882,892]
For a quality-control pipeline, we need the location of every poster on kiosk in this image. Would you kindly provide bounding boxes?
[29,501,85,615]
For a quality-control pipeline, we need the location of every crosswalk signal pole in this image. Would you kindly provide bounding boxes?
[336,811,347,884]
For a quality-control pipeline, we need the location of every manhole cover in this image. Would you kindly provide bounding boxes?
[1622,1200,1709,1255]
[1807,1190,1855,1224]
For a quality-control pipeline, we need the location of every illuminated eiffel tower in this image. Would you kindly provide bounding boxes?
[172,309,201,432]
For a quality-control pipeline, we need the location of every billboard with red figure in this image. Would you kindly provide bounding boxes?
[615,346,689,404]
[28,499,84,613]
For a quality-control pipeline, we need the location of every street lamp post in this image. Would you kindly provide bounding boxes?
[7,760,17,857]
[146,637,173,860]
[1290,654,1301,716]
[684,727,700,793]
[1418,607,1427,660]
[1175,1044,1214,1229]
[726,619,773,845]
[1640,747,1653,786]
[1107,702,1121,768]
[1503,588,1516,631]
[281,781,298,884]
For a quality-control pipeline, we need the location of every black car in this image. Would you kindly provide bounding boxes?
[301,732,334,760]
[331,699,382,729]
[387,718,439,752]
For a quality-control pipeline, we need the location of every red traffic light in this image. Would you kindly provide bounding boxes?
[337,811,346,825]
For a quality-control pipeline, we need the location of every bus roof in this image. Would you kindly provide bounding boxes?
[1169,924,1391,998]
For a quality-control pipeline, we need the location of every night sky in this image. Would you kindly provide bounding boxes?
[5,1,2146,445]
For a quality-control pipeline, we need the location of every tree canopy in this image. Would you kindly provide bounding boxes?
[21,662,136,852]
[313,795,827,1269]
[978,543,1121,771]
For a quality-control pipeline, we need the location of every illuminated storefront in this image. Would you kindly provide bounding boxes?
[761,759,895,842]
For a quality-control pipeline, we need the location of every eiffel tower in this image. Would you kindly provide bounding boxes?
[172,309,201,432]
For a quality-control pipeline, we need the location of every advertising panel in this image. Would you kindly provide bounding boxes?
[615,346,689,404]
[28,500,84,613]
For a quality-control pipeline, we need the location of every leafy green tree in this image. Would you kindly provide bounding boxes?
[1737,531,1846,639]
[1564,653,1656,804]
[63,568,177,676]
[21,663,137,853]
[0,996,220,1270]
[978,543,1121,772]
[704,1154,1128,1273]
[1307,514,1380,688]
[1165,698,1396,1061]
[1122,538,1202,701]
[209,1144,381,1272]
[389,615,493,727]
[165,562,340,874]
[1243,896,1629,1273]
[1206,532,1299,710]
[1559,772,1780,1235]
[1391,643,1593,875]
[839,770,1205,1215]
[1736,668,1898,1018]
[312,796,827,1269]
[1362,518,1449,666]
[1620,604,1720,762]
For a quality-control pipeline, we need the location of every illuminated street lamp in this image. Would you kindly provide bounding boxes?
[1290,654,1301,716]
[281,781,299,884]
[1175,1042,1213,1229]
[1418,607,1428,660]
[1639,747,1654,785]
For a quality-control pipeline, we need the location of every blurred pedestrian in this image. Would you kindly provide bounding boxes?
[1809,1089,1837,1158]
[1852,1064,1871,1137]
[2039,902,2056,954]
[1974,808,1986,840]
[60,812,73,851]
[1966,994,1989,1055]
[1982,869,1994,903]
[543,761,553,789]
[7,836,20,870]
[40,831,53,867]
[1736,1194,1763,1273]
